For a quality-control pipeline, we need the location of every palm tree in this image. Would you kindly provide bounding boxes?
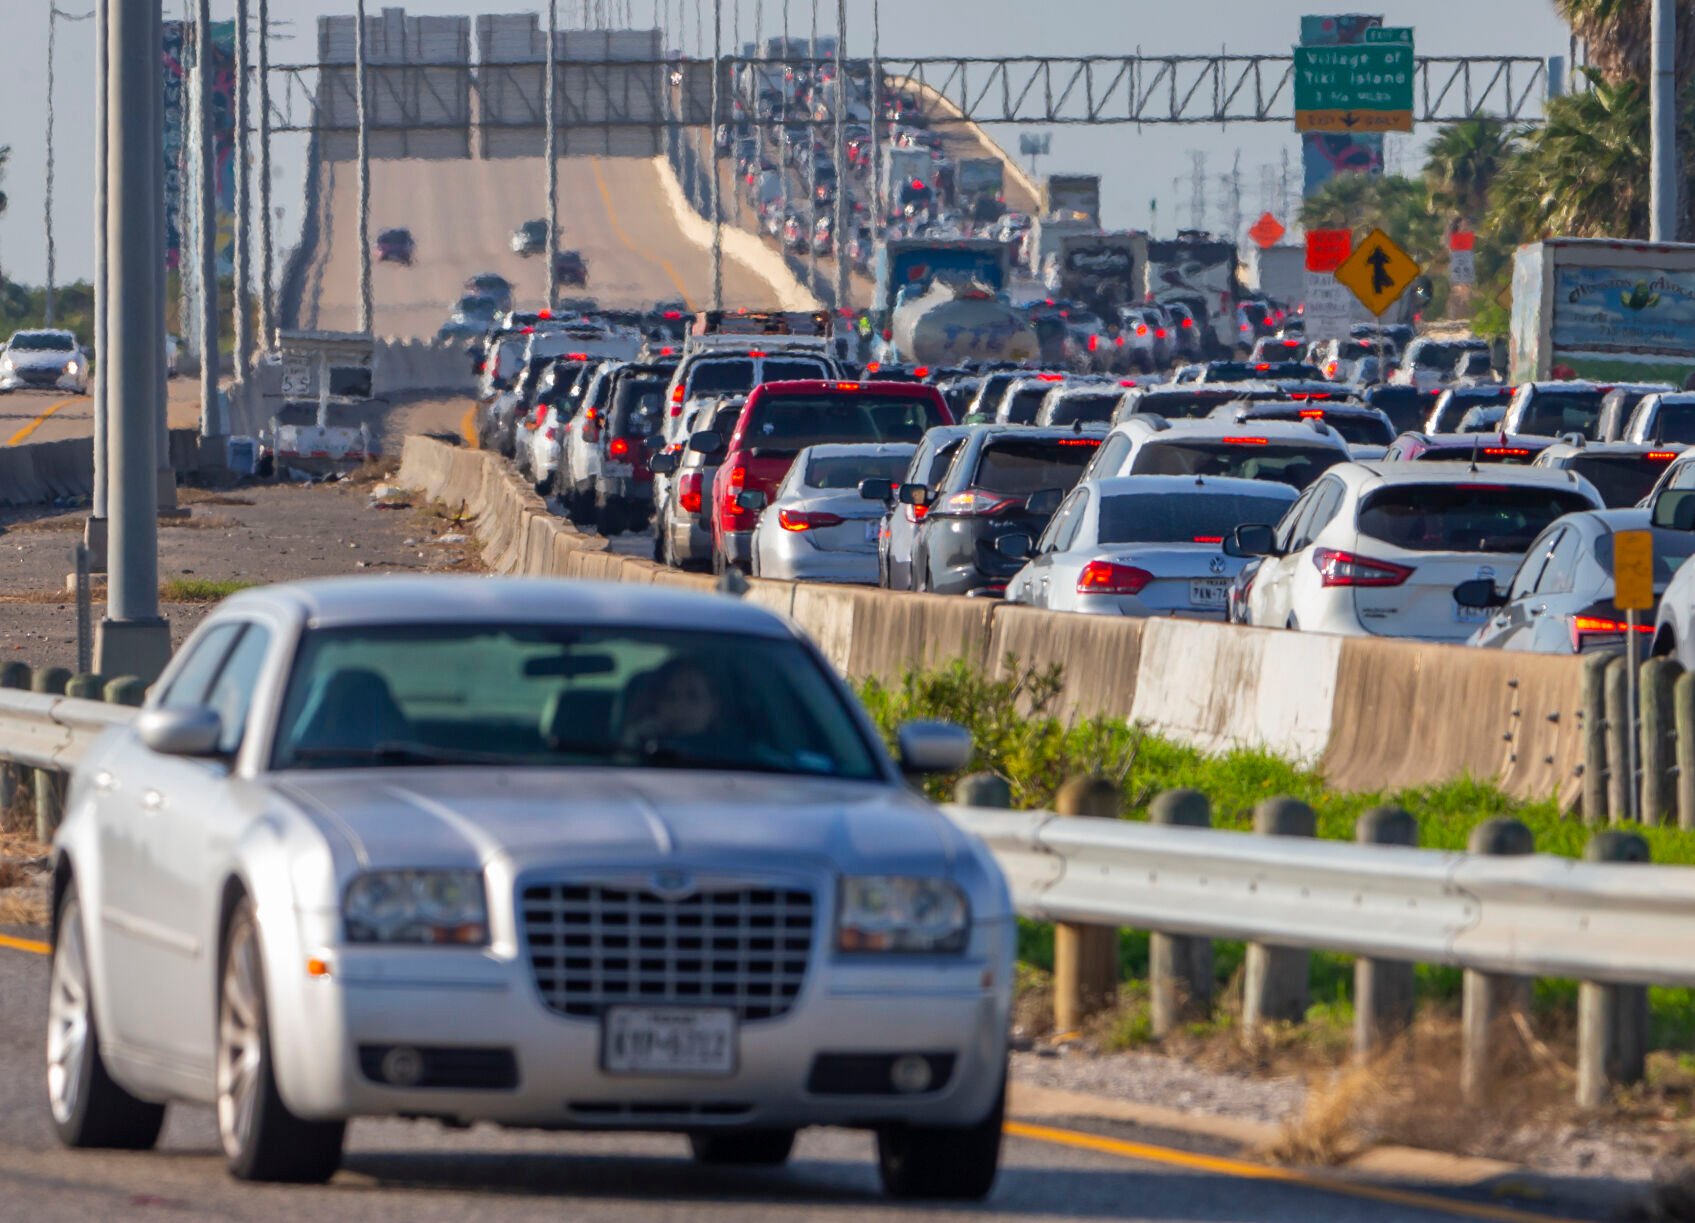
[1423,119,1521,227]
[0,145,11,219]
[1554,0,1695,86]
[1298,173,1442,264]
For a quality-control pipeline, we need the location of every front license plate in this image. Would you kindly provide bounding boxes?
[602,461,634,479]
[1189,579,1229,607]
[601,1008,737,1076]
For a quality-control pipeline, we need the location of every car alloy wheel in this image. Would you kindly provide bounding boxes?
[46,900,92,1126]
[216,912,265,1161]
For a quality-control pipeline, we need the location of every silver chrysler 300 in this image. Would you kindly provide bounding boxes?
[47,578,1012,1198]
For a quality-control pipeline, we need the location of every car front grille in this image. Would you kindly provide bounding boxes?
[521,882,815,1022]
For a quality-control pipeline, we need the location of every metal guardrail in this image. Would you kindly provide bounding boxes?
[0,692,134,773]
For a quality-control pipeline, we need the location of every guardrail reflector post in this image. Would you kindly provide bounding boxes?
[1605,656,1632,824]
[1582,652,1610,825]
[1148,789,1212,1036]
[1052,775,1121,1033]
[1577,830,1651,1107]
[1461,817,1535,1100]
[0,662,31,823]
[1243,797,1316,1028]
[29,665,72,841]
[1353,805,1418,1059]
[1640,657,1681,825]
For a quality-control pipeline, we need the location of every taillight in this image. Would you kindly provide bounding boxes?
[581,406,599,442]
[778,509,845,531]
[1136,324,1148,336]
[1570,614,1654,651]
[671,384,685,404]
[1087,334,1099,352]
[1181,318,1193,328]
[1155,328,1167,339]
[1077,560,1153,595]
[543,426,556,440]
[609,437,630,458]
[728,465,747,493]
[679,472,703,512]
[936,490,1018,517]
[1312,548,1415,588]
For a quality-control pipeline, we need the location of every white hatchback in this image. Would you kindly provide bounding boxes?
[1229,462,1605,642]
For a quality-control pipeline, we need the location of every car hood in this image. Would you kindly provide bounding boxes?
[271,768,970,875]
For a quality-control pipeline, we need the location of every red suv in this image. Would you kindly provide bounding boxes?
[704,380,954,574]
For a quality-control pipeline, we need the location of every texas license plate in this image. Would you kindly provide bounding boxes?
[864,520,880,543]
[601,1008,736,1076]
[602,462,634,479]
[1454,602,1490,623]
[1189,579,1229,607]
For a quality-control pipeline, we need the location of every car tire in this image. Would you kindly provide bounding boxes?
[217,896,345,1184]
[599,502,624,536]
[46,882,167,1151]
[689,1129,796,1166]
[533,477,549,497]
[876,1075,1004,1200]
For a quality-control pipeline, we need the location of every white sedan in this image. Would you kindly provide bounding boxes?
[0,328,88,393]
[1002,476,1297,617]
[47,577,1012,1197]
[748,443,916,583]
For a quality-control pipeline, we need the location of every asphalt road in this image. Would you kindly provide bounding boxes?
[0,379,205,449]
[0,925,1610,1223]
[300,154,795,337]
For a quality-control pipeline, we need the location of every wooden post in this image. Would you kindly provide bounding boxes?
[30,665,72,841]
[103,676,147,707]
[1051,775,1121,1034]
[1462,817,1535,1099]
[1147,789,1212,1036]
[1581,652,1610,825]
[1605,656,1631,823]
[1639,657,1681,825]
[1243,797,1316,1027]
[1577,830,1650,1107]
[1675,670,1695,830]
[1354,805,1419,1059]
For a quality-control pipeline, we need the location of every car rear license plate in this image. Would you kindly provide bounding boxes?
[1189,579,1229,607]
[602,1008,736,1076]
[864,520,880,543]
[1454,602,1490,623]
[603,462,634,479]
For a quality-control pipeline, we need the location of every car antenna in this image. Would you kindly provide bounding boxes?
[1469,434,1481,473]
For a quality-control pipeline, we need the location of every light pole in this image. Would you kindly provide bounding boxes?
[832,0,847,310]
[233,0,252,374]
[355,0,373,334]
[545,0,559,309]
[87,0,109,566]
[710,0,724,310]
[1651,0,1677,241]
[196,0,221,444]
[869,0,881,249]
[807,0,817,295]
[257,0,274,350]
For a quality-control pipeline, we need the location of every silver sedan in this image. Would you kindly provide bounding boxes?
[748,443,916,583]
[47,577,1011,1198]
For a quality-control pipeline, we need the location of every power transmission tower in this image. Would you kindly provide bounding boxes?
[1187,152,1207,232]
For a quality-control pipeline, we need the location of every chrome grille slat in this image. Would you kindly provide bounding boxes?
[522,882,814,1022]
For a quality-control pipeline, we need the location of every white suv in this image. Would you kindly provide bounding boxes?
[1080,416,1351,492]
[1229,462,1604,641]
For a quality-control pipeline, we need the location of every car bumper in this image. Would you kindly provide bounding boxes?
[0,370,82,392]
[668,512,715,563]
[760,542,879,585]
[721,530,754,567]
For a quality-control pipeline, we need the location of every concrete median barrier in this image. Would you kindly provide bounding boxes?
[842,589,995,684]
[987,607,1145,721]
[651,156,821,311]
[1131,619,1341,765]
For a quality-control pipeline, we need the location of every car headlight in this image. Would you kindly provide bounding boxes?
[837,876,969,954]
[62,360,78,375]
[343,870,488,945]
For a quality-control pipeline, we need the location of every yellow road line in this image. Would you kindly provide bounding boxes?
[1004,1121,1582,1223]
[5,395,85,446]
[460,403,478,448]
[0,932,49,956]
[588,158,696,310]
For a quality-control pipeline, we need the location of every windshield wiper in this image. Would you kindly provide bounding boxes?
[288,741,512,767]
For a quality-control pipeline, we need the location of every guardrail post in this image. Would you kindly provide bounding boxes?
[1147,789,1212,1036]
[1462,817,1535,1100]
[0,661,30,823]
[103,676,147,707]
[1640,657,1681,825]
[1052,775,1121,1034]
[1353,805,1419,1058]
[30,665,71,841]
[1582,652,1610,824]
[1605,655,1631,823]
[1243,797,1316,1028]
[954,772,1012,809]
[1577,830,1651,1107]
[1676,670,1695,830]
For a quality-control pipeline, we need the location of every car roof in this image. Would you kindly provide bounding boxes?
[1085,474,1300,500]
[796,441,919,459]
[1396,432,1550,450]
[1117,415,1347,446]
[1340,459,1602,490]
[752,378,943,398]
[222,577,796,638]
[1539,441,1685,459]
[1220,401,1384,419]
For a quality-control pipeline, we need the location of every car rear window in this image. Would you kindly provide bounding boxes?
[1413,341,1485,371]
[971,437,1099,496]
[1648,403,1695,445]
[1518,391,1607,438]
[608,379,667,437]
[1366,387,1433,434]
[741,393,946,452]
[1001,386,1053,425]
[1126,393,1235,421]
[761,359,831,382]
[1566,453,1680,508]
[1097,492,1296,544]
[1205,362,1316,383]
[1357,484,1597,553]
[1245,411,1392,447]
[1129,440,1344,490]
[1045,392,1119,427]
[687,359,755,396]
[806,452,912,489]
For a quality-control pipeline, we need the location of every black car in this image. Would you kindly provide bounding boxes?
[375,227,415,265]
[907,425,1103,596]
[554,249,589,288]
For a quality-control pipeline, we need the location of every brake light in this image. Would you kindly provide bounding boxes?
[1255,363,1271,371]
[609,437,630,458]
[679,471,703,513]
[837,381,861,391]
[1037,373,1065,382]
[521,326,535,334]
[1088,335,1099,352]
[664,310,683,320]
[1114,336,1125,347]
[476,361,486,373]
[1289,392,1331,401]
[728,465,747,493]
[1482,447,1532,458]
[1136,324,1148,336]
[1223,437,1269,445]
[865,362,880,373]
[1055,438,1100,447]
[1181,318,1193,328]
[1312,548,1415,588]
[1648,451,1679,461]
[1570,614,1654,651]
[749,350,767,357]
[1077,560,1153,595]
[672,384,685,404]
[1155,329,1167,339]
[914,366,930,378]
[778,509,845,531]
[1193,535,1224,544]
[936,490,1017,516]
[538,310,552,320]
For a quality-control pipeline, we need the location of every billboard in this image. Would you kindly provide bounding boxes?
[1299,15,1386,196]
[163,21,236,272]
[1549,265,1695,381]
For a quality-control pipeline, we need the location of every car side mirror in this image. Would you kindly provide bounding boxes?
[1224,523,1277,558]
[896,719,973,776]
[859,478,897,502]
[995,532,1033,560]
[688,430,725,456]
[737,489,769,511]
[649,451,680,475]
[136,706,224,758]
[1024,488,1064,519]
[897,483,931,507]
[1452,577,1507,609]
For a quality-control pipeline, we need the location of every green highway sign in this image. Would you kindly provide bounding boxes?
[1294,41,1415,133]
[1364,27,1414,44]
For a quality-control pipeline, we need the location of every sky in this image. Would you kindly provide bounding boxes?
[0,0,1574,288]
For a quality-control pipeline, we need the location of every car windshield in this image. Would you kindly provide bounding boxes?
[1130,440,1343,489]
[1357,484,1596,553]
[971,437,1099,495]
[10,332,74,352]
[1595,530,1695,584]
[805,452,912,489]
[743,393,946,451]
[1096,491,1295,544]
[688,359,755,396]
[1045,392,1119,427]
[271,624,880,779]
[1518,390,1607,439]
[1567,454,1680,508]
